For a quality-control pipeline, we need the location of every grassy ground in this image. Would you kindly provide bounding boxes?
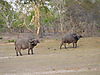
[0,37,100,75]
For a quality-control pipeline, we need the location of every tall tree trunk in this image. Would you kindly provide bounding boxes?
[34,4,41,36]
[30,3,41,37]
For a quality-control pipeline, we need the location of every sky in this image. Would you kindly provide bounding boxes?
[5,0,52,12]
[5,0,16,2]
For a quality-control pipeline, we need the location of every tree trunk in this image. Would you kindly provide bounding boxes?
[30,3,41,37]
[34,5,41,36]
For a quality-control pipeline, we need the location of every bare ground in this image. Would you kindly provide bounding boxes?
[0,37,100,75]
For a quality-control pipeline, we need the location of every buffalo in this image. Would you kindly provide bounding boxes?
[15,38,39,56]
[60,33,82,49]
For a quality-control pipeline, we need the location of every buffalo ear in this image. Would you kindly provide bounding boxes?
[29,39,40,44]
[36,40,40,43]
[77,35,82,40]
[72,34,79,40]
[33,39,40,44]
[29,39,33,43]
[80,35,82,38]
[73,34,77,38]
[77,35,82,38]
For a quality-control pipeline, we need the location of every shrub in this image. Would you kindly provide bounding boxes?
[0,37,3,39]
[8,39,15,43]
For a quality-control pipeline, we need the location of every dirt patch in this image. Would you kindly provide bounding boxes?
[0,37,100,75]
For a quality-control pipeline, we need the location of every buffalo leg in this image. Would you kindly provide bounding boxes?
[15,47,19,56]
[28,49,30,55]
[64,43,67,49]
[75,43,77,48]
[31,49,34,54]
[73,43,74,48]
[16,50,18,56]
[18,50,22,56]
[60,42,63,49]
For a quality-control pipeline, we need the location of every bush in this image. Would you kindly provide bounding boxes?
[0,37,3,39]
[8,39,15,43]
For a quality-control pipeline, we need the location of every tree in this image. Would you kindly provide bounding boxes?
[0,0,16,32]
[16,0,51,37]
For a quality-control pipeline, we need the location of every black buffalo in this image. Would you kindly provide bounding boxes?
[15,38,39,56]
[60,33,82,49]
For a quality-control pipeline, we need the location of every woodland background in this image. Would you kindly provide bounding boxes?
[0,0,100,38]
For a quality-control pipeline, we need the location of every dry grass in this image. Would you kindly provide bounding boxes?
[0,37,100,75]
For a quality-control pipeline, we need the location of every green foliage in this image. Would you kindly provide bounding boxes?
[40,6,50,13]
[41,12,57,26]
[28,24,35,30]
[64,0,75,7]
[13,21,24,27]
[39,3,57,26]
[0,0,12,8]
[42,15,56,24]
[13,15,23,27]
[0,36,3,39]
[8,39,15,43]
[30,11,35,20]
[64,0,100,10]
[0,19,5,25]
[0,0,12,15]
[0,25,4,32]
[25,11,35,25]
[0,0,16,30]
[81,0,96,10]
[0,0,99,35]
